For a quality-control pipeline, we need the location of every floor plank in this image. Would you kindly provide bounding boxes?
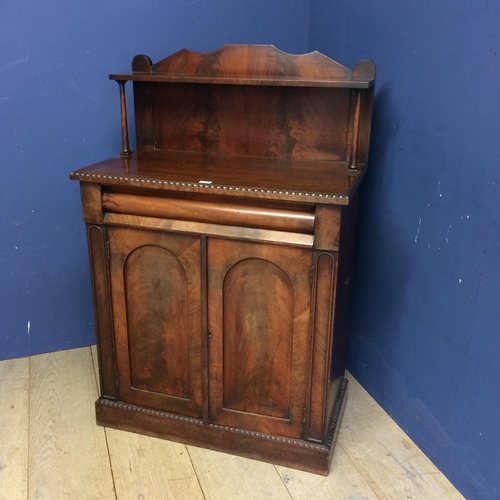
[28,348,115,500]
[187,446,292,500]
[106,428,205,500]
[90,344,100,391]
[91,345,206,500]
[339,373,465,500]
[344,371,391,423]
[276,444,380,500]
[0,357,30,500]
[13,347,464,500]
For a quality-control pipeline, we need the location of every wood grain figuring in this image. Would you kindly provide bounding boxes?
[125,245,190,398]
[222,258,293,419]
[111,46,375,88]
[104,212,315,247]
[152,83,208,152]
[208,239,312,438]
[308,252,337,442]
[109,227,203,417]
[187,446,293,500]
[111,73,374,88]
[70,149,364,205]
[276,445,379,500]
[79,182,102,223]
[0,357,29,500]
[200,235,210,424]
[289,89,351,161]
[348,90,362,170]
[209,85,286,157]
[357,86,375,165]
[314,204,341,251]
[131,55,154,149]
[153,84,351,160]
[152,45,352,79]
[133,88,154,149]
[87,224,116,399]
[102,191,315,233]
[105,428,205,500]
[328,200,359,415]
[28,349,115,500]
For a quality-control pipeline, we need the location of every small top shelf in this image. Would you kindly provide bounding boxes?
[109,73,374,89]
[92,45,375,191]
[109,45,375,89]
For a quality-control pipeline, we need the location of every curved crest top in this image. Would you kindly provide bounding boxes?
[135,44,357,79]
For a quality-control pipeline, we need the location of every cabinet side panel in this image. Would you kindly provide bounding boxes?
[357,87,374,165]
[87,224,116,398]
[327,196,359,419]
[124,245,189,398]
[222,259,293,419]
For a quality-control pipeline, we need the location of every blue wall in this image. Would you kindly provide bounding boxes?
[0,1,310,359]
[309,1,500,499]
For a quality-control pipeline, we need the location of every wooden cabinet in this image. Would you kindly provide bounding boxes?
[71,45,375,475]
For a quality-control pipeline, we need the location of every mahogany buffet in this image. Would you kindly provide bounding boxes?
[70,45,375,475]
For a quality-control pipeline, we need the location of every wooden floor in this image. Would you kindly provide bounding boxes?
[0,347,464,500]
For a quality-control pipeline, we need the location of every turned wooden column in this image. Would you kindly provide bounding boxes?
[117,80,132,157]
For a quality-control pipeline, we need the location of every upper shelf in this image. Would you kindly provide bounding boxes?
[109,45,375,89]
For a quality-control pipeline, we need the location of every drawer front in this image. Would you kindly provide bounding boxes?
[102,191,315,234]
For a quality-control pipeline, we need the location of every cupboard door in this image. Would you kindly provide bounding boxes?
[208,238,312,438]
[108,227,203,418]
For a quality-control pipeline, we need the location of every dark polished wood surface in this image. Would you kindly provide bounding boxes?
[208,239,312,438]
[111,44,374,88]
[71,150,365,205]
[109,227,204,418]
[101,191,315,234]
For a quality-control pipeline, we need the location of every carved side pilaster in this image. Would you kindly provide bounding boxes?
[87,224,117,399]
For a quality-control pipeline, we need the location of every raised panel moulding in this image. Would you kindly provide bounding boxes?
[125,245,189,398]
[222,258,293,419]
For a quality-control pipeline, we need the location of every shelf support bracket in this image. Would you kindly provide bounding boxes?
[117,80,132,157]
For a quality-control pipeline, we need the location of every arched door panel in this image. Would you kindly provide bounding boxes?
[208,238,312,438]
[108,227,203,417]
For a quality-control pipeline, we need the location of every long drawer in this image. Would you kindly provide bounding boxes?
[101,192,315,234]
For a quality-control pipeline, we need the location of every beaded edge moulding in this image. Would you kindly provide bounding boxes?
[70,171,350,202]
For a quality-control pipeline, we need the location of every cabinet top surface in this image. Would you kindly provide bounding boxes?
[70,150,365,205]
